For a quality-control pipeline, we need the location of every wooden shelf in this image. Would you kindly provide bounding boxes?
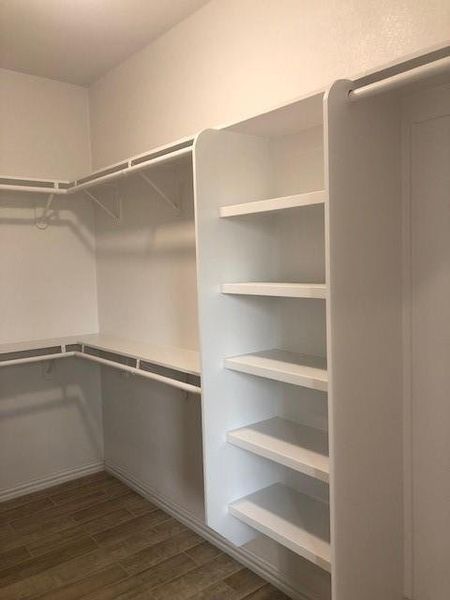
[229,483,331,571]
[219,190,326,218]
[228,417,329,482]
[222,282,326,299]
[225,349,327,392]
[77,334,200,376]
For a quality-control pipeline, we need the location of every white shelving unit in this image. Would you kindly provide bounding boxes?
[195,91,331,600]
[219,190,326,218]
[228,417,329,482]
[225,350,328,392]
[222,282,326,299]
[230,483,331,572]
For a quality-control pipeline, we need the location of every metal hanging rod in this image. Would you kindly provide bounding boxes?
[349,55,450,101]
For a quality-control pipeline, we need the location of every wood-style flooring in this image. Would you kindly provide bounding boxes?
[0,472,290,599]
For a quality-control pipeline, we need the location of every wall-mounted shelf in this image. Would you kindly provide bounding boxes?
[0,334,201,394]
[222,282,326,299]
[228,417,329,482]
[219,190,326,218]
[229,483,331,572]
[225,349,327,392]
[0,176,71,195]
[0,139,194,221]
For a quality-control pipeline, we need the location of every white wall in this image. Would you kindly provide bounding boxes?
[0,69,102,496]
[89,0,450,168]
[0,359,103,499]
[0,68,91,180]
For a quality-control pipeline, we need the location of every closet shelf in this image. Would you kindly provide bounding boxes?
[229,483,331,571]
[0,139,193,196]
[219,190,326,218]
[222,282,326,299]
[0,176,70,195]
[225,349,327,392]
[227,417,329,482]
[0,335,201,394]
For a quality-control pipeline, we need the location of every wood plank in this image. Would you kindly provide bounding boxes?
[224,568,266,596]
[34,565,127,600]
[150,554,242,600]
[137,553,197,588]
[0,547,31,571]
[185,542,222,566]
[119,530,202,575]
[0,536,98,588]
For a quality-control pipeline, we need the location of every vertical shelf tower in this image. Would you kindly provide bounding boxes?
[194,92,331,598]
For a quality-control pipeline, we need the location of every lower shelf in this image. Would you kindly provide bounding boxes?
[225,349,328,392]
[227,417,329,483]
[0,335,201,394]
[229,483,331,572]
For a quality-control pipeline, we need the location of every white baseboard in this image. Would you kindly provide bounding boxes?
[106,461,311,600]
[0,461,104,502]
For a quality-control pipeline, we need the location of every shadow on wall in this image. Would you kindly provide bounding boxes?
[0,358,103,494]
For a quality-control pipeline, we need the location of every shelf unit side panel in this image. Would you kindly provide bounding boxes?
[325,81,403,600]
[193,129,283,545]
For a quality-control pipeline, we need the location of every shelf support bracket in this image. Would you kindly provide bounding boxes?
[139,171,179,211]
[84,189,121,222]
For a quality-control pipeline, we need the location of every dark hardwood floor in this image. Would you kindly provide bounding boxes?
[0,472,290,599]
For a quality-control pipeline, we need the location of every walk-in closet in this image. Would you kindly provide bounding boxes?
[1,3,449,600]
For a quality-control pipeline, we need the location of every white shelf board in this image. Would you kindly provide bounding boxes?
[0,334,200,377]
[222,282,326,299]
[228,417,329,482]
[229,483,331,571]
[225,349,327,392]
[78,334,200,376]
[220,190,326,218]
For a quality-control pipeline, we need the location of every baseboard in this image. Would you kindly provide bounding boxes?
[0,461,104,502]
[106,461,312,600]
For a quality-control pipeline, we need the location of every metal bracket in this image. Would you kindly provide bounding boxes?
[35,193,55,229]
[139,171,179,211]
[84,188,121,222]
[42,360,55,380]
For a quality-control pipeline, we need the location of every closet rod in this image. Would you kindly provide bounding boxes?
[0,352,75,368]
[0,350,201,394]
[0,184,68,195]
[349,55,450,101]
[76,352,201,394]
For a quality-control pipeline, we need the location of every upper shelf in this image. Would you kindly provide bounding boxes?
[0,139,193,196]
[225,349,328,392]
[219,190,326,218]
